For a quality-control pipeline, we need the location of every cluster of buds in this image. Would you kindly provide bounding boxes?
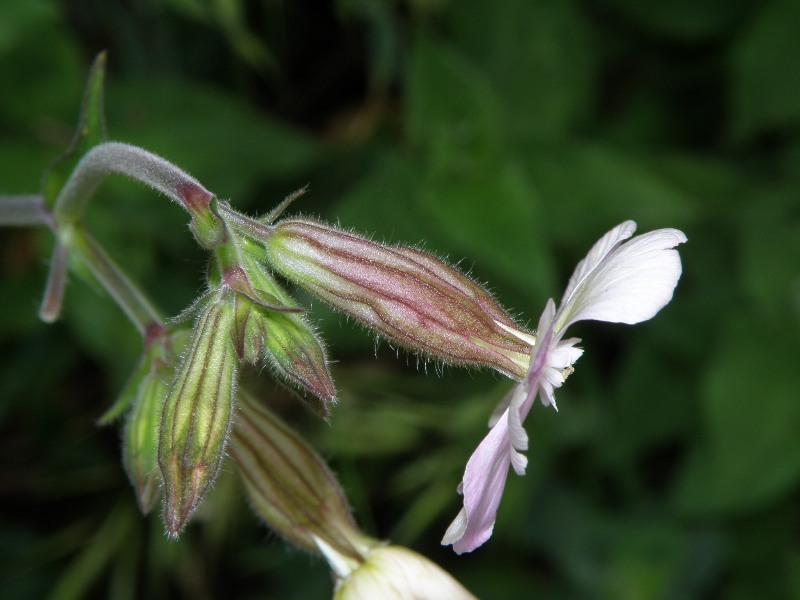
[1,55,686,597]
[150,201,538,535]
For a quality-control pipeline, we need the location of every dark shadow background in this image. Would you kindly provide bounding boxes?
[1,0,800,598]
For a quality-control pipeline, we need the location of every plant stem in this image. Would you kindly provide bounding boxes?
[39,241,69,323]
[0,195,53,228]
[68,225,164,337]
[53,142,214,225]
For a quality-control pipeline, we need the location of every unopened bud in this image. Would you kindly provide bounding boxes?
[262,312,336,418]
[99,329,189,513]
[123,368,169,513]
[264,218,533,378]
[158,293,238,536]
[230,255,336,416]
[230,391,365,559]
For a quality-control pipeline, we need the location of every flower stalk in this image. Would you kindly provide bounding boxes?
[64,225,163,334]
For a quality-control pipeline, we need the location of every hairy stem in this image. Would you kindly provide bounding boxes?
[53,142,214,225]
[0,195,53,228]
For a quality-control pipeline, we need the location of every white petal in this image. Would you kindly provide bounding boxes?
[560,221,637,308]
[538,380,557,410]
[335,546,477,600]
[555,227,686,332]
[507,384,529,453]
[549,338,583,370]
[509,447,528,476]
[507,386,529,475]
[441,508,468,546]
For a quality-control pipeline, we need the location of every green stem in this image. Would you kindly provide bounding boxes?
[39,241,69,323]
[67,225,164,337]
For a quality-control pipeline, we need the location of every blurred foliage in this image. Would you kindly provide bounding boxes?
[1,0,800,598]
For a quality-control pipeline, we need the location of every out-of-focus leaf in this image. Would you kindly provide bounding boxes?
[46,504,134,600]
[517,140,696,246]
[406,32,501,161]
[106,78,319,205]
[598,0,752,39]
[62,278,141,390]
[517,487,724,600]
[42,52,108,207]
[447,0,594,140]
[0,0,82,130]
[605,334,696,466]
[0,143,56,195]
[165,0,277,73]
[731,0,800,140]
[337,0,401,92]
[674,317,800,515]
[418,158,555,303]
[330,148,432,242]
[738,190,800,325]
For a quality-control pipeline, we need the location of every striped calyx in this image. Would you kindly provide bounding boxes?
[264,219,533,379]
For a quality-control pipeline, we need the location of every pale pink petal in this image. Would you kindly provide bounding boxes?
[442,409,512,554]
[507,384,529,454]
[443,306,553,554]
[445,224,686,555]
[555,227,686,332]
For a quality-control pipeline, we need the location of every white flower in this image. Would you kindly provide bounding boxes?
[442,221,687,554]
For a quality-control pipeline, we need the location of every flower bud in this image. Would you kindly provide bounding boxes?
[123,367,169,513]
[261,312,336,418]
[332,545,477,600]
[230,255,337,416]
[230,391,364,559]
[98,329,189,513]
[158,292,238,536]
[264,218,533,378]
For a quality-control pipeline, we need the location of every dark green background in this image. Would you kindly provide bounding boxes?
[1,1,800,598]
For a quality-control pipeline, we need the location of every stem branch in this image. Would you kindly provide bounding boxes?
[69,225,164,336]
[54,142,214,225]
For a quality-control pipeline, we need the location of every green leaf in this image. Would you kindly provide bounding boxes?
[597,0,752,39]
[516,486,724,599]
[330,148,435,243]
[447,0,595,140]
[417,157,555,304]
[105,77,318,205]
[605,334,696,465]
[41,52,108,207]
[0,0,83,131]
[674,316,800,515]
[517,140,697,246]
[406,32,502,162]
[731,0,800,140]
[738,190,800,325]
